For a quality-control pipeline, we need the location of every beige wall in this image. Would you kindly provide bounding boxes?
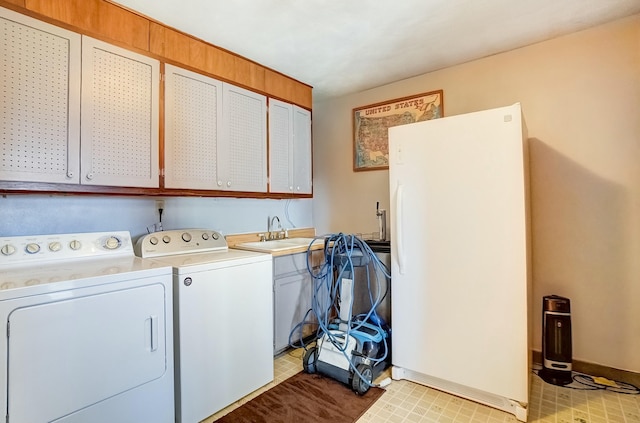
[312,15,640,373]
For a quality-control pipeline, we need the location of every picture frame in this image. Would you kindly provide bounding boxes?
[352,90,443,171]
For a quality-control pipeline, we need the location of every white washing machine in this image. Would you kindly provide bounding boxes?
[135,229,273,423]
[0,231,174,423]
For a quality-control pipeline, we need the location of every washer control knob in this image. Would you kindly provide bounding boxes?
[104,236,121,250]
[69,240,82,251]
[202,233,209,240]
[149,237,159,246]
[162,235,171,244]
[182,233,192,242]
[48,241,62,252]
[1,244,16,256]
[212,232,219,240]
[25,243,41,254]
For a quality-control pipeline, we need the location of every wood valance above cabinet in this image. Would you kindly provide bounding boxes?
[0,0,312,109]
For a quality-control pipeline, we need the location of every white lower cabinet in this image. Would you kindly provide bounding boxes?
[273,250,323,354]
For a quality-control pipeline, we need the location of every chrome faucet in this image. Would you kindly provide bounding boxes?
[268,215,282,240]
[376,202,387,241]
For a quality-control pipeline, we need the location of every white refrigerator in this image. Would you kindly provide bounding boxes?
[388,103,531,421]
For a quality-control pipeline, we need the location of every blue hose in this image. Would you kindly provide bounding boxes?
[288,233,391,388]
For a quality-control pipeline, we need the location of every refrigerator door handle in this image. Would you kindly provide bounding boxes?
[396,183,405,274]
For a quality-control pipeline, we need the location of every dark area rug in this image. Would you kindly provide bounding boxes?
[215,371,385,423]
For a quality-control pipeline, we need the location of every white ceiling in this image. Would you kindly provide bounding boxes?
[113,0,640,101]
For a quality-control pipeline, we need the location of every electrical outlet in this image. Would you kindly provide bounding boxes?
[155,199,165,210]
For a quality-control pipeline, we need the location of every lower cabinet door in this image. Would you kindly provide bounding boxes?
[274,273,314,354]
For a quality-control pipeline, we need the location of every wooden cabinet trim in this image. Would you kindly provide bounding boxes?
[0,181,313,199]
[3,0,23,7]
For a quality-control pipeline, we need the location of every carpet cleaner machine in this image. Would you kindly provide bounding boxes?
[291,234,391,395]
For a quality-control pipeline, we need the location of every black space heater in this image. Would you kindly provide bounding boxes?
[539,295,573,386]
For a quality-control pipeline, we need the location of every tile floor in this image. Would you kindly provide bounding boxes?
[206,350,640,423]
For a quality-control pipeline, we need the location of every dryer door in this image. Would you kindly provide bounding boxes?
[7,284,167,423]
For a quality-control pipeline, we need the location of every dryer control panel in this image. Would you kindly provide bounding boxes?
[135,229,227,258]
[0,231,132,266]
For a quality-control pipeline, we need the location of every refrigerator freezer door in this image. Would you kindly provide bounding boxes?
[389,104,530,419]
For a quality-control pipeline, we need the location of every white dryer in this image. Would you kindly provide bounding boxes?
[135,229,273,423]
[0,231,174,423]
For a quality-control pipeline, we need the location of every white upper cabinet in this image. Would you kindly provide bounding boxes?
[292,105,312,194]
[220,84,267,192]
[2,6,308,196]
[164,64,268,193]
[164,64,222,190]
[0,7,81,184]
[80,36,160,188]
[268,99,293,193]
[268,99,312,194]
[0,7,160,189]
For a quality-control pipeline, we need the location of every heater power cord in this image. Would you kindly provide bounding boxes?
[533,369,640,395]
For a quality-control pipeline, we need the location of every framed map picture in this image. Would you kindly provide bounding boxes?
[352,90,443,171]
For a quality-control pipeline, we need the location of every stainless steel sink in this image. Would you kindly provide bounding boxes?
[235,237,320,252]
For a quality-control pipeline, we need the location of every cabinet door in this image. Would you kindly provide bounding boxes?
[164,64,222,189]
[219,84,267,192]
[267,100,312,195]
[273,251,323,354]
[292,106,312,194]
[80,36,160,188]
[274,273,314,353]
[0,7,81,184]
[268,99,293,193]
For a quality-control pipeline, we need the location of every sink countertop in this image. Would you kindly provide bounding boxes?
[233,242,324,256]
[226,228,324,257]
